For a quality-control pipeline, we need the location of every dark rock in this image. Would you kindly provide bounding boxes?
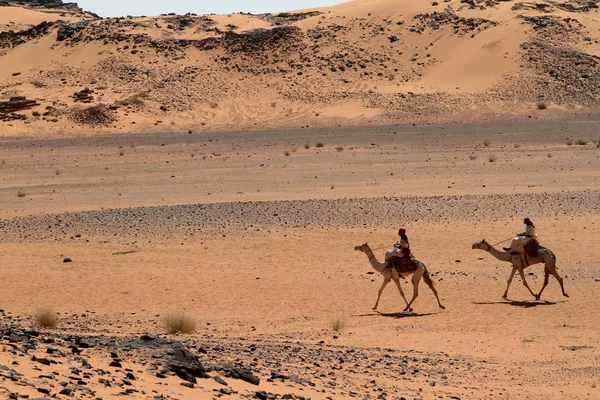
[63,257,73,263]
[163,342,207,383]
[228,367,260,385]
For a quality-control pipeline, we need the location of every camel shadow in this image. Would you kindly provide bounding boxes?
[355,311,439,319]
[472,299,567,308]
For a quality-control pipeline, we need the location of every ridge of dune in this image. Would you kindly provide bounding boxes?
[1,0,600,136]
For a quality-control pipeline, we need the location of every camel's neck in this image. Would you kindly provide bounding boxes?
[485,244,512,262]
[363,247,387,273]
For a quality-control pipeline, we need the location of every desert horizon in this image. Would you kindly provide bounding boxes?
[1,1,600,399]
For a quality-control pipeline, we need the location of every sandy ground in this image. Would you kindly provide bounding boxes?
[1,117,599,399]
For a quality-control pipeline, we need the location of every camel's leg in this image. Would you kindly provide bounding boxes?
[537,268,551,299]
[546,263,569,298]
[423,274,445,309]
[392,278,410,310]
[373,277,391,310]
[404,268,425,312]
[517,266,538,299]
[503,266,517,298]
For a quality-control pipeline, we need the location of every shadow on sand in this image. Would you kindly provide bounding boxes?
[355,311,439,319]
[473,299,567,308]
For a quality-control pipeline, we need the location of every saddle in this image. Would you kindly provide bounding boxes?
[390,255,418,273]
[523,240,540,258]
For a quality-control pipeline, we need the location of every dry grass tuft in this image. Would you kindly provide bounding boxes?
[537,101,548,110]
[469,154,477,161]
[331,315,346,332]
[483,140,490,147]
[335,146,344,152]
[576,139,588,145]
[163,311,197,334]
[316,142,325,148]
[17,190,26,198]
[284,151,291,156]
[304,143,311,149]
[34,307,59,328]
[488,155,497,163]
[566,140,573,146]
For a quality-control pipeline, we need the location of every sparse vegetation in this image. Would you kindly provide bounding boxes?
[17,190,26,198]
[284,150,291,156]
[469,154,477,161]
[513,143,521,148]
[331,315,346,331]
[548,153,553,158]
[331,184,335,189]
[55,170,62,176]
[34,307,59,328]
[483,140,490,147]
[566,140,573,146]
[163,310,197,334]
[488,155,497,163]
[335,146,344,152]
[70,105,116,126]
[537,101,548,110]
[316,142,325,148]
[304,143,311,149]
[576,139,588,145]
[119,150,125,156]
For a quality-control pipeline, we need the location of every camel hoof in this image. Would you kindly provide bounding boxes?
[439,305,446,310]
[564,293,570,298]
[535,295,541,300]
[372,306,378,310]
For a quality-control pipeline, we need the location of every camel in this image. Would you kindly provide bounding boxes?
[472,239,568,300]
[354,243,445,312]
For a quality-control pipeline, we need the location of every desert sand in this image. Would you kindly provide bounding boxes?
[1,0,600,399]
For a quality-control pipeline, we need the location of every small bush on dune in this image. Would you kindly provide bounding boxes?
[163,310,196,334]
[34,307,59,328]
[17,190,26,198]
[330,315,346,332]
[70,105,116,126]
[537,101,548,110]
[316,142,325,148]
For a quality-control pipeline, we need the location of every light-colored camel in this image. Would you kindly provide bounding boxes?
[354,243,445,312]
[472,239,568,299]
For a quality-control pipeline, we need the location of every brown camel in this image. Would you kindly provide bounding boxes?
[472,239,568,299]
[354,243,445,312]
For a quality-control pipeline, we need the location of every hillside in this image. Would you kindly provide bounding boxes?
[1,0,600,136]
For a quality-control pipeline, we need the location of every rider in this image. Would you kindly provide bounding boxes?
[505,218,539,266]
[386,228,414,266]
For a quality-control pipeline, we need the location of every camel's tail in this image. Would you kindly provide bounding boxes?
[423,269,435,289]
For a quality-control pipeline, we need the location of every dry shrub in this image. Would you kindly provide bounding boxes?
[576,139,588,145]
[304,143,310,149]
[17,190,26,198]
[330,315,346,332]
[163,310,196,334]
[316,141,325,148]
[34,307,59,328]
[483,139,490,147]
[70,105,116,126]
[284,150,291,156]
[537,101,548,110]
[488,155,497,163]
[335,146,344,152]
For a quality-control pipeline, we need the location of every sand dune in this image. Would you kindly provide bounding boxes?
[1,0,600,135]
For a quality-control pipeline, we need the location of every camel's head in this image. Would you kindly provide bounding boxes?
[354,242,369,252]
[472,239,489,250]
